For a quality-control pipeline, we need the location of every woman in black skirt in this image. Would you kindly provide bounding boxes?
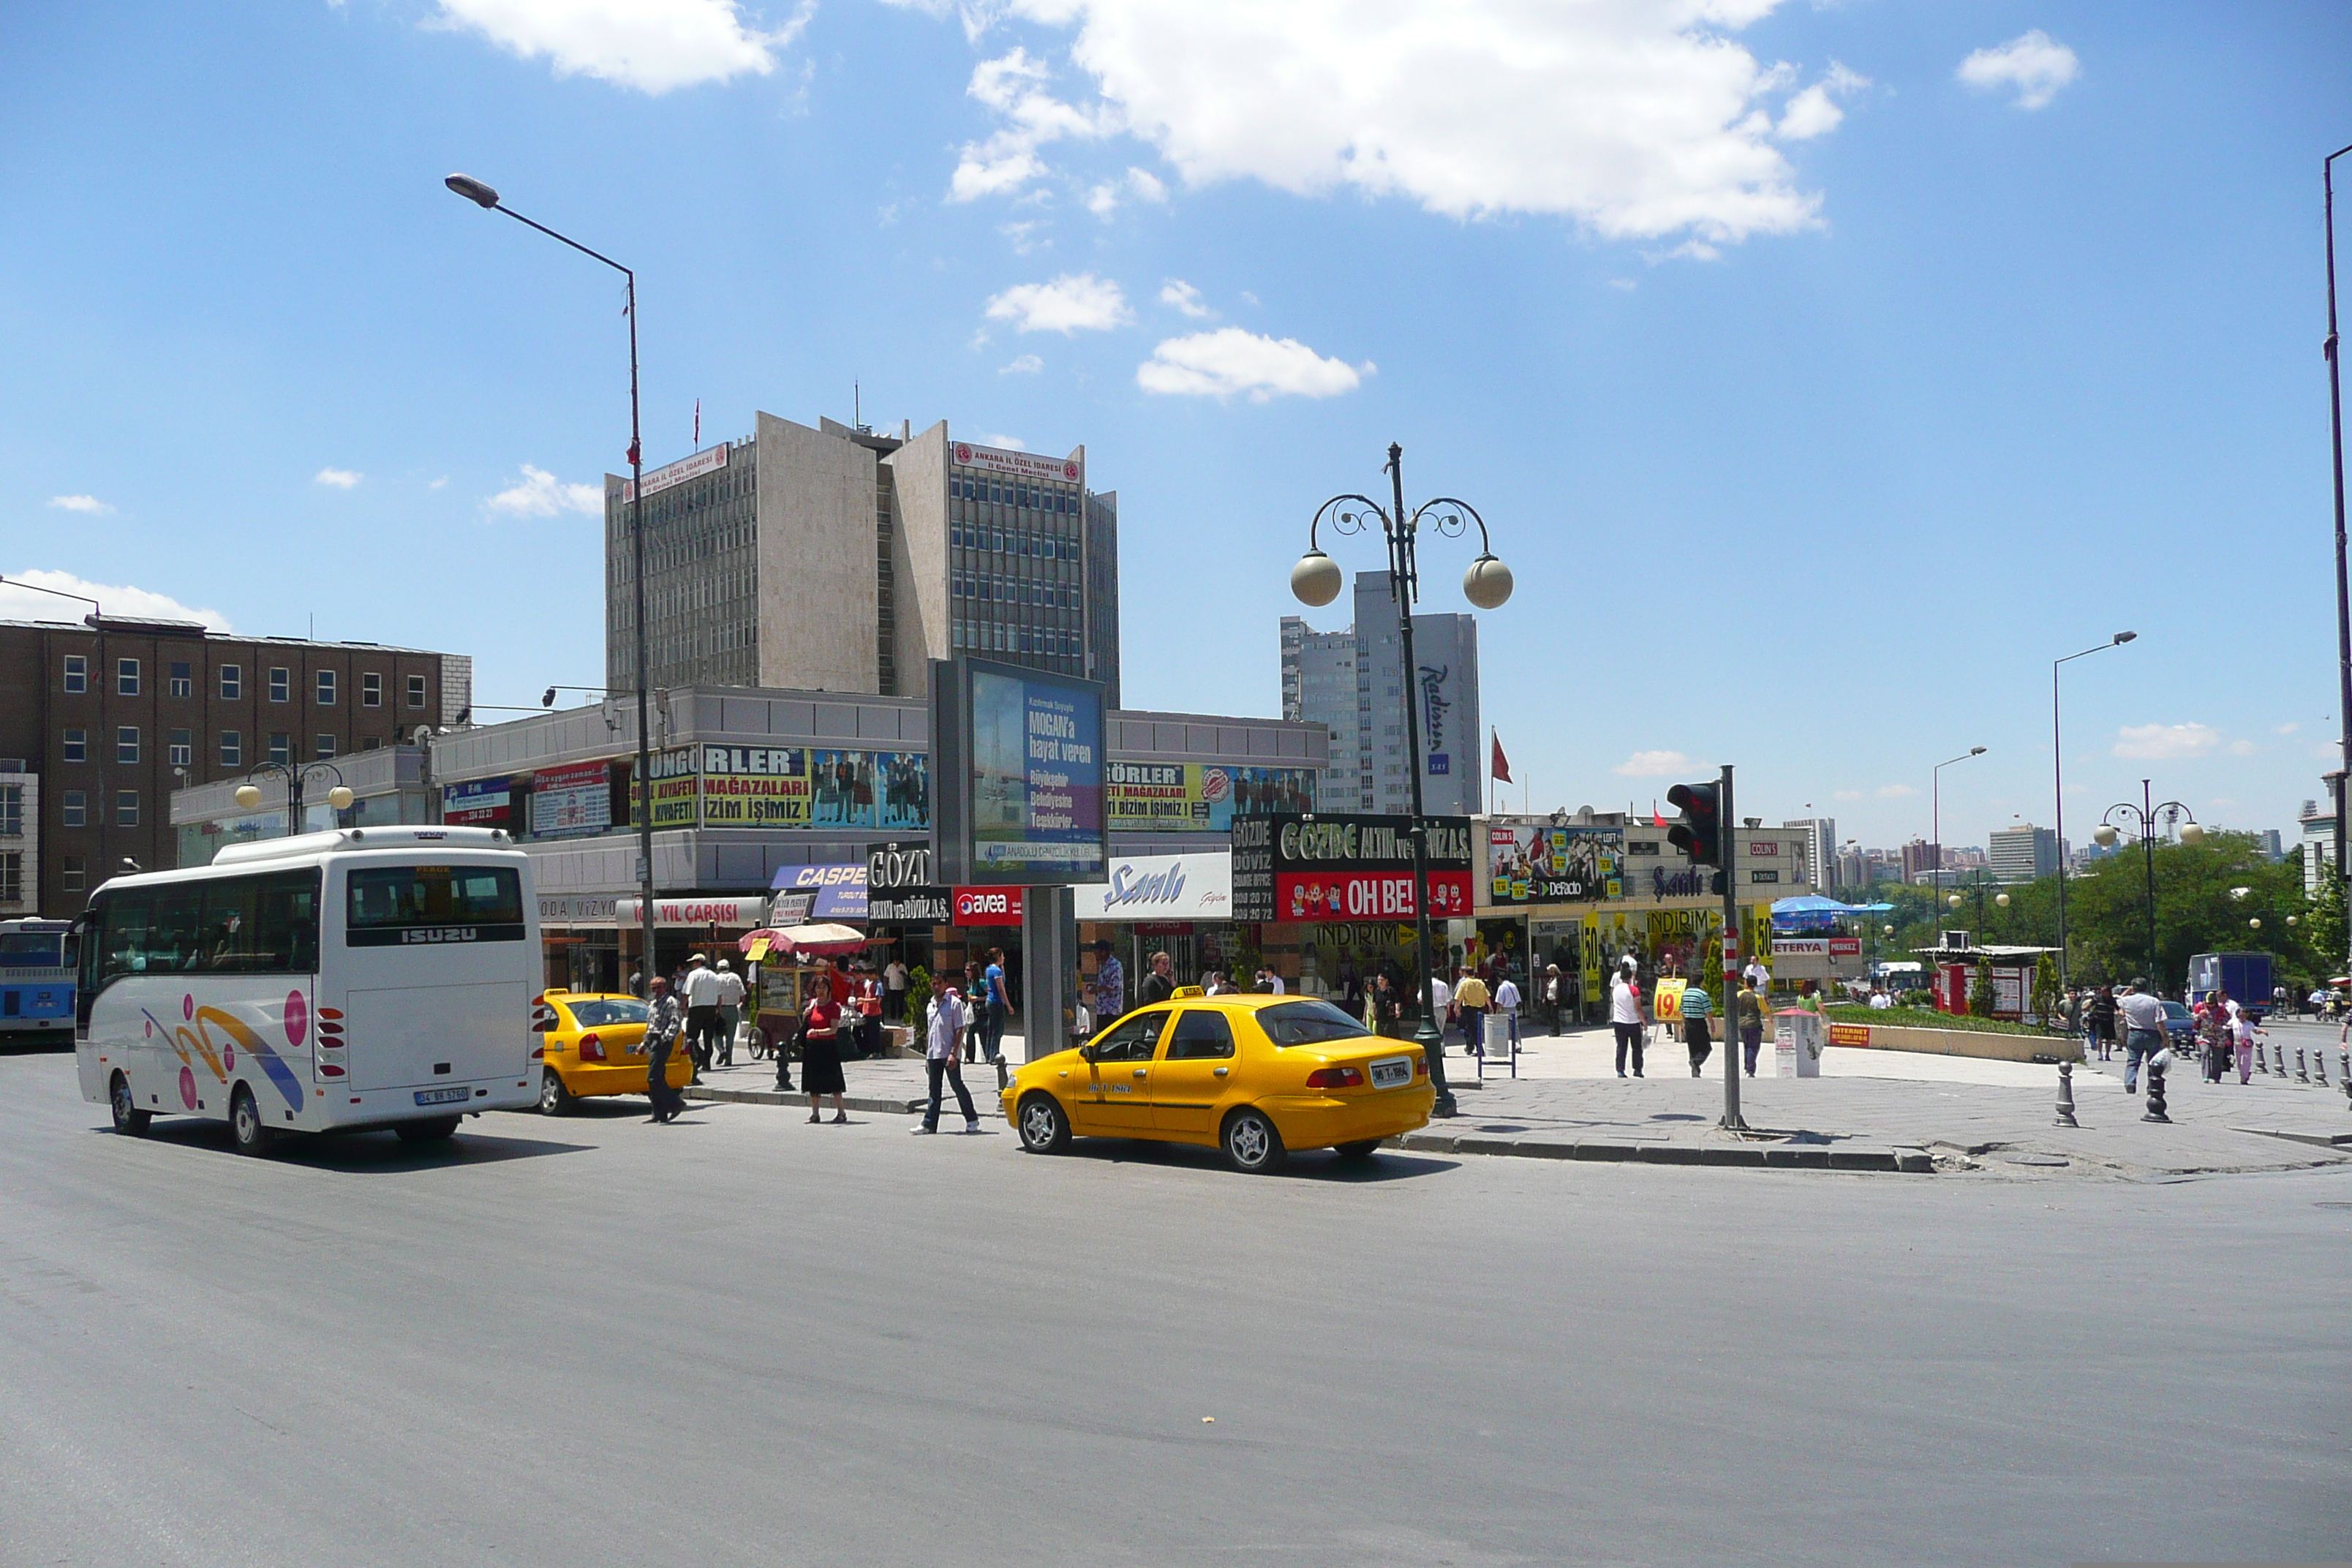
[800,981,849,1123]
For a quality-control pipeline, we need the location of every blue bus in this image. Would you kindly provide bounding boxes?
[1,918,75,1040]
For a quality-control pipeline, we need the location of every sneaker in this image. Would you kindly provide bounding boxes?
[963,1120,981,1134]
[911,1124,937,1135]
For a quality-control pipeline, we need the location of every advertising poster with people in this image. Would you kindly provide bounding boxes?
[970,666,1105,881]
[1104,762,1318,832]
[630,745,932,832]
[1486,821,1623,903]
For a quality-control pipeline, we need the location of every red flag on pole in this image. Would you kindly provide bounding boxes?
[1652,801,1668,829]
[1490,728,1512,785]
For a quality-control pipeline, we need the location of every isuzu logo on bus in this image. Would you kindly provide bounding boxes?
[400,927,482,944]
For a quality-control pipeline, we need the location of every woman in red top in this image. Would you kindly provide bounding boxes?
[800,975,849,1123]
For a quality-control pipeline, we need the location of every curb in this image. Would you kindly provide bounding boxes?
[1396,1130,1931,1173]
[688,1086,927,1115]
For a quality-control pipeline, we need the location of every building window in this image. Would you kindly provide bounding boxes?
[361,671,382,707]
[115,791,139,827]
[269,667,290,703]
[219,664,242,700]
[62,791,86,828]
[169,661,192,698]
[168,728,192,767]
[406,674,426,709]
[0,850,18,904]
[316,669,336,706]
[63,728,86,764]
[117,657,140,696]
[61,856,86,894]
[315,734,336,759]
[63,655,86,693]
[268,733,291,765]
[116,726,140,764]
[220,731,242,767]
[0,785,19,837]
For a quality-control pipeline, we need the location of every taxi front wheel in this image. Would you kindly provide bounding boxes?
[1221,1108,1286,1175]
[1017,1093,1071,1155]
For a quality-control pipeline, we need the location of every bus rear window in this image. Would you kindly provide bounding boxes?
[347,866,523,932]
[0,933,64,968]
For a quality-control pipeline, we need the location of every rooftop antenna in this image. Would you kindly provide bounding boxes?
[853,380,862,432]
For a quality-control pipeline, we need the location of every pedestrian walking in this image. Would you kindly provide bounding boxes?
[800,978,849,1123]
[981,947,1011,1063]
[1544,963,1564,1036]
[1493,970,1523,1055]
[2117,978,2166,1093]
[2234,1000,2261,1084]
[1610,960,1647,1079]
[962,960,987,1063]
[712,958,745,1068]
[1737,973,1765,1077]
[1743,956,1769,996]
[1682,980,1714,1076]
[1137,949,1176,1009]
[883,955,909,1025]
[2089,985,2119,1062]
[913,972,981,1135]
[1090,939,1126,1025]
[1453,966,1490,1057]
[2195,990,2231,1084]
[642,976,687,1123]
[681,953,723,1077]
[1370,972,1399,1037]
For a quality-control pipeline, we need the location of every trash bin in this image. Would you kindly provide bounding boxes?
[1774,1009,1824,1078]
[1478,1011,1517,1079]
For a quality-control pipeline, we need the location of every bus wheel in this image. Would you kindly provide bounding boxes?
[229,1087,274,1157]
[396,1116,461,1145]
[110,1074,151,1137]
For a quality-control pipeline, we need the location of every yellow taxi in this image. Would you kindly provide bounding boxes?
[1000,990,1433,1172]
[529,989,690,1115]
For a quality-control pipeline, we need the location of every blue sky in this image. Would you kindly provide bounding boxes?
[4,0,2348,853]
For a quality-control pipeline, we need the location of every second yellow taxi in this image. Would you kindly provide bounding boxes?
[1000,990,1433,1172]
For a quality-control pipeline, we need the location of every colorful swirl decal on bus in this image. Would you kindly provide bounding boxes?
[140,996,306,1112]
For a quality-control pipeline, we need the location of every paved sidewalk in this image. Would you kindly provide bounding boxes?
[687,1040,1019,1116]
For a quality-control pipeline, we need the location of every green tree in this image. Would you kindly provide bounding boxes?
[905,965,930,1027]
[2302,864,2347,987]
[2032,952,2059,1025]
[1969,958,1994,1017]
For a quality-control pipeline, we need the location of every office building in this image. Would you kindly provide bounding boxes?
[1988,823,2059,883]
[606,412,1120,706]
[2256,827,2284,862]
[1279,572,1482,817]
[2301,792,2340,897]
[1782,817,1837,889]
[0,614,468,913]
[1901,838,1938,884]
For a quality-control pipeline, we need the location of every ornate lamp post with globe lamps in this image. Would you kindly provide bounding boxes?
[2092,780,2204,993]
[233,762,354,838]
[1291,442,1512,1120]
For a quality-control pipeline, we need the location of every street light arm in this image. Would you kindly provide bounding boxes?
[1406,495,1495,555]
[1306,494,1392,552]
[488,203,634,284]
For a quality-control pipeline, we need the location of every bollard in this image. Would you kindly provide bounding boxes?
[993,1053,1011,1095]
[2296,1046,2310,1085]
[2142,1050,2172,1123]
[2055,1060,2078,1128]
[2255,1040,2269,1074]
[2318,1049,2332,1089]
[2276,1039,2289,1077]
[2341,1049,2352,1109]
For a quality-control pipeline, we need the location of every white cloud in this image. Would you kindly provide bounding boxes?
[2277,722,2301,735]
[950,47,1116,201]
[1833,789,1863,802]
[1085,166,1169,215]
[1000,353,1044,374]
[314,467,362,489]
[1875,783,1918,799]
[486,464,603,518]
[984,272,1133,333]
[2226,739,2258,757]
[1957,29,2079,110]
[429,476,450,490]
[2114,722,2219,761]
[48,494,113,514]
[979,432,1027,451]
[1613,749,1692,777]
[431,0,807,94]
[1606,278,1637,291]
[0,569,232,631]
[1776,61,1869,140]
[1158,279,1213,318]
[942,1,1837,246]
[1136,328,1369,401]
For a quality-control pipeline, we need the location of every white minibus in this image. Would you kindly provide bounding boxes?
[75,825,541,1154]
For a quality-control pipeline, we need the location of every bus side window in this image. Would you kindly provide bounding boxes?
[254,871,320,975]
[150,886,205,973]
[200,878,258,973]
[98,891,154,985]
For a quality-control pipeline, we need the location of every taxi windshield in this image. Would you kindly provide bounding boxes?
[567,998,649,1027]
[1259,1000,1371,1047]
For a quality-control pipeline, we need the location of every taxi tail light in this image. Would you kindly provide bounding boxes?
[1305,1066,1365,1090]
[1415,1057,1428,1077]
[578,1033,606,1062]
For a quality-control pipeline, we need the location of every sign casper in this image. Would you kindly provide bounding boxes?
[1232,813,1473,924]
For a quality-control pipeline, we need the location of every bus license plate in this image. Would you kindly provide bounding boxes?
[1370,1056,1413,1090]
[413,1088,470,1106]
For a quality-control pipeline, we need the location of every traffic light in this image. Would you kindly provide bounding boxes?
[1666,780,1721,866]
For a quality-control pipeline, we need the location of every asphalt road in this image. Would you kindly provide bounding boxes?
[2,1047,2346,1567]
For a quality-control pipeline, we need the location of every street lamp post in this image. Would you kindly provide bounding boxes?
[2325,142,2352,962]
[447,174,657,995]
[233,763,355,837]
[1292,442,1512,1120]
[1931,747,1987,889]
[2053,632,2137,991]
[2093,780,2204,992]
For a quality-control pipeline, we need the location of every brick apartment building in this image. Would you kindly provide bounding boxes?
[0,615,470,915]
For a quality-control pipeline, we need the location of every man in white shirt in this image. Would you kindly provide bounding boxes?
[712,959,747,1068]
[1427,970,1453,1041]
[682,954,724,1075]
[883,957,909,1025]
[1493,973,1523,1053]
[1743,958,1768,994]
[2117,978,2168,1094]
[914,971,980,1134]
[1610,961,1647,1078]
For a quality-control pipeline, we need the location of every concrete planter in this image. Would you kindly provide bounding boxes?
[1825,1019,2079,1064]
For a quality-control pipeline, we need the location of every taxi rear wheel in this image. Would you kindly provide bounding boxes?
[1221,1107,1286,1175]
[1017,1093,1070,1155]
[538,1069,576,1116]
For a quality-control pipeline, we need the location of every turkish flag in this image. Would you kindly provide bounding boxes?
[1490,730,1512,785]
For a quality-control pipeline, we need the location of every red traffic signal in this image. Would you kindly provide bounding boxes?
[1666,780,1721,866]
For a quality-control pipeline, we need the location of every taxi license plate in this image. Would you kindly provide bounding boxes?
[413,1088,469,1106]
[1369,1056,1413,1090]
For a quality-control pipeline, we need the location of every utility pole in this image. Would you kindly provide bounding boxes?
[1720,763,1744,1131]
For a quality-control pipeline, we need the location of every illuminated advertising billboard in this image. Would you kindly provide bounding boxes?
[933,656,1108,886]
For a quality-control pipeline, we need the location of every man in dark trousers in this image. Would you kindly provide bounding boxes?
[643,976,687,1123]
[913,970,981,1134]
